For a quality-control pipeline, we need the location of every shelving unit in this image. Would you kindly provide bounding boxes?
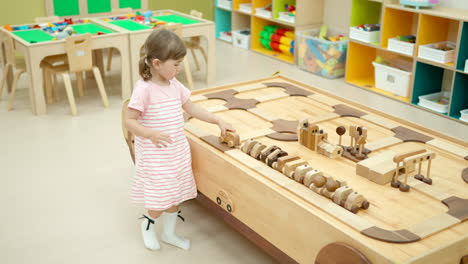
[214,0,324,63]
[346,1,468,123]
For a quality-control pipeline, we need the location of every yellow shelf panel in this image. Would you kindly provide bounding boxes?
[252,46,294,63]
[382,7,418,48]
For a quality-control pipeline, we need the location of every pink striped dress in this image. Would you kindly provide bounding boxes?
[128,78,197,211]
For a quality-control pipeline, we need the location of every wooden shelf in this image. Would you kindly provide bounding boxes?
[347,77,411,103]
[252,46,294,63]
[416,57,455,71]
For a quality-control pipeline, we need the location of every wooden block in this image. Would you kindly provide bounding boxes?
[332,186,353,205]
[409,213,460,238]
[255,92,289,103]
[356,151,396,180]
[250,142,266,159]
[206,105,229,113]
[275,155,300,171]
[233,83,267,93]
[427,139,468,158]
[191,94,208,102]
[366,137,403,152]
[259,145,280,161]
[361,114,400,130]
[283,160,308,178]
[293,164,313,183]
[184,122,210,138]
[409,179,452,201]
[303,169,323,188]
[247,108,278,122]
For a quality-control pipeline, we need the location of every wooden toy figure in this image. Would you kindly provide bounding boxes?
[219,131,240,148]
[391,149,426,190]
[336,126,346,146]
[348,125,357,152]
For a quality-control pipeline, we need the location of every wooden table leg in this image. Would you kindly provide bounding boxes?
[205,25,216,85]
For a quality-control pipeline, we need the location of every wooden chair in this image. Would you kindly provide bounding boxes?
[106,8,133,72]
[184,10,207,71]
[41,34,109,115]
[0,32,27,110]
[122,99,135,163]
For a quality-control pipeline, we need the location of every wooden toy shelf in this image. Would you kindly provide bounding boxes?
[214,0,324,63]
[346,1,468,123]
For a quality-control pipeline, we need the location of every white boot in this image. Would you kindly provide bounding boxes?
[140,215,160,250]
[161,212,190,250]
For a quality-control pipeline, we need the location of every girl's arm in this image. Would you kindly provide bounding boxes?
[125,108,173,147]
[182,99,235,135]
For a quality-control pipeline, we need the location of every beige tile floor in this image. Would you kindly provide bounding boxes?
[0,40,467,264]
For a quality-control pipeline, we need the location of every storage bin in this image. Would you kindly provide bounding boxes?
[400,0,439,9]
[297,28,348,79]
[232,29,250,50]
[256,8,272,18]
[349,26,380,43]
[279,12,295,23]
[239,3,252,13]
[418,41,456,64]
[388,37,415,56]
[460,109,468,122]
[219,31,232,42]
[217,0,232,10]
[418,91,450,113]
[372,62,412,97]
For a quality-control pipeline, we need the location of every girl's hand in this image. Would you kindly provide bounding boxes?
[149,130,173,148]
[217,119,235,136]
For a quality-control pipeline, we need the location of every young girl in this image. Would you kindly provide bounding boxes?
[125,29,234,250]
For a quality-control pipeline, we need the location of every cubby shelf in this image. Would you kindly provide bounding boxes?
[346,1,468,123]
[214,0,324,62]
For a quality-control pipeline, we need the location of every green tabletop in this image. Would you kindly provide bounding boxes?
[153,14,200,25]
[109,20,151,31]
[71,23,114,34]
[12,29,54,43]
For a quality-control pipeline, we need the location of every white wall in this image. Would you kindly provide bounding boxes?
[439,0,468,10]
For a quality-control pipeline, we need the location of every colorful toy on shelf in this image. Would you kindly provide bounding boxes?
[297,26,348,78]
[285,4,296,14]
[260,25,295,55]
[355,23,380,32]
[397,34,416,43]
[400,0,439,9]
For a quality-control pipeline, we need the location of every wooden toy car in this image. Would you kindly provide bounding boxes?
[216,190,234,213]
[219,131,240,148]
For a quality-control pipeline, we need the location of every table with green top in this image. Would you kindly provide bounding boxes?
[0,21,131,115]
[92,9,215,87]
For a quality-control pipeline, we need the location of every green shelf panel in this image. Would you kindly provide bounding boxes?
[53,0,80,16]
[109,20,151,31]
[350,0,382,27]
[87,0,112,14]
[456,22,468,71]
[449,72,468,119]
[412,62,444,104]
[119,0,141,9]
[215,8,232,38]
[12,29,54,43]
[71,24,114,34]
[153,14,200,25]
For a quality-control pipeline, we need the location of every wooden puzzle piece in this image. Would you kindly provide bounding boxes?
[274,155,300,171]
[333,104,367,118]
[266,149,288,167]
[332,186,353,206]
[391,126,434,143]
[344,192,369,213]
[283,159,308,178]
[241,139,258,154]
[250,142,266,159]
[303,169,323,188]
[294,164,313,183]
[259,145,280,162]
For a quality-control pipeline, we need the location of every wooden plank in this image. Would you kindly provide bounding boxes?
[240,128,276,141]
[255,92,289,103]
[361,114,400,130]
[308,93,343,107]
[308,112,340,124]
[409,214,460,239]
[426,139,468,158]
[233,83,268,93]
[247,108,279,122]
[408,178,452,201]
[206,105,229,113]
[184,122,210,138]
[191,94,208,102]
[366,137,403,152]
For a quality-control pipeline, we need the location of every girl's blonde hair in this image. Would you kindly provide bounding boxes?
[139,28,187,81]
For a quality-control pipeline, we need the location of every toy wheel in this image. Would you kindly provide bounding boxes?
[216,197,222,205]
[414,174,424,180]
[361,200,370,210]
[391,180,401,188]
[399,184,410,192]
[227,204,232,213]
[422,178,432,185]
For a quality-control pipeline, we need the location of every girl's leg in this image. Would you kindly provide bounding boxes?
[161,204,190,250]
[140,209,163,250]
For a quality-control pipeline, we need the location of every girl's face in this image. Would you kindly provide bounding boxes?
[153,58,183,82]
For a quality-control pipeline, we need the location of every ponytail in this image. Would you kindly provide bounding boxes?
[139,56,152,81]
